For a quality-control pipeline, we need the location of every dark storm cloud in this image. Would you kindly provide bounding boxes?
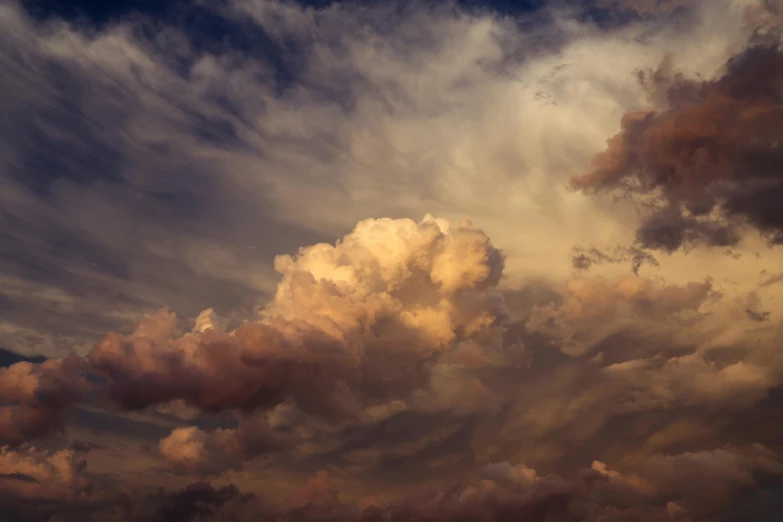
[147,482,260,522]
[572,38,783,252]
[158,418,290,476]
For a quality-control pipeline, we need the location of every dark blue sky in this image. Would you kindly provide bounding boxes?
[19,0,647,31]
[21,0,547,23]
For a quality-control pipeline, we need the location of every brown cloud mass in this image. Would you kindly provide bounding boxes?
[572,41,783,252]
[18,445,783,521]
[0,355,88,446]
[158,416,287,476]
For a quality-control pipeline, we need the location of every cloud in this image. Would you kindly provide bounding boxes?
[159,416,286,476]
[591,445,783,517]
[0,356,88,446]
[153,482,260,522]
[6,445,783,521]
[118,481,265,522]
[480,461,538,486]
[88,216,507,426]
[572,16,783,252]
[73,216,783,489]
[0,0,321,357]
[0,446,92,501]
[571,245,660,274]
[159,427,244,476]
[1,0,783,519]
[128,446,782,521]
[102,467,574,522]
[525,274,717,355]
[0,0,751,360]
[488,272,783,471]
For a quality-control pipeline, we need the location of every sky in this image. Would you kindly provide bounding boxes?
[1,0,783,520]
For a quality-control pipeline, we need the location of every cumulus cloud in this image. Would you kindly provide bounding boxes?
[159,416,286,476]
[0,356,88,446]
[88,216,506,426]
[152,483,261,522]
[0,446,92,501]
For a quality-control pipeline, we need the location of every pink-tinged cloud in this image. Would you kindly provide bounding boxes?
[0,446,92,501]
[159,416,286,476]
[0,355,88,446]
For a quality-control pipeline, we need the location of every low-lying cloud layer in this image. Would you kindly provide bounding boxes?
[5,446,783,521]
[2,0,783,520]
